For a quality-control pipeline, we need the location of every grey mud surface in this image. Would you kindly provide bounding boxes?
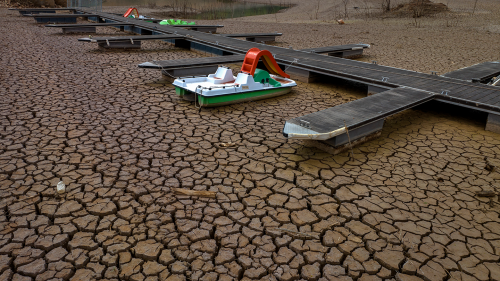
[1,7,500,281]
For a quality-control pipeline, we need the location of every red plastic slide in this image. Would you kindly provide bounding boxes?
[123,8,139,18]
[240,48,290,78]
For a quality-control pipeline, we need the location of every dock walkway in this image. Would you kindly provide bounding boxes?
[138,44,371,78]
[442,61,500,83]
[221,33,282,42]
[283,88,435,140]
[46,23,134,33]
[301,44,370,58]
[78,34,184,49]
[283,88,435,152]
[33,9,500,145]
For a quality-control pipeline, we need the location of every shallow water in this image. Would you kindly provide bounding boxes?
[103,0,290,20]
[104,0,234,5]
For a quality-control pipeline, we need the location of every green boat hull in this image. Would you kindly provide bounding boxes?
[174,86,293,107]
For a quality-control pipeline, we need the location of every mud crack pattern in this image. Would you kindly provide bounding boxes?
[1,8,500,281]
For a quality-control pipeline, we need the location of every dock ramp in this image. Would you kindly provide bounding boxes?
[283,88,435,151]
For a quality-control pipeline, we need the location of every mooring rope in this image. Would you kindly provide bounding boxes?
[284,58,299,72]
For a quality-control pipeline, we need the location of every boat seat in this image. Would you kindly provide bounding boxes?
[207,67,234,84]
[234,73,262,90]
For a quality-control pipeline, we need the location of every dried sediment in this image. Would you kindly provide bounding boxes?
[1,6,500,281]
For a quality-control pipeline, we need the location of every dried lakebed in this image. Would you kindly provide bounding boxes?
[1,8,500,281]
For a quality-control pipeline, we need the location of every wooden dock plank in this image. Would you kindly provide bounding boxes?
[442,62,500,82]
[16,8,76,11]
[284,88,434,134]
[468,90,500,103]
[452,86,495,100]
[78,34,184,43]
[27,13,99,17]
[301,44,370,54]
[169,25,224,28]
[45,23,134,27]
[88,11,500,114]
[221,33,282,37]
[138,55,246,69]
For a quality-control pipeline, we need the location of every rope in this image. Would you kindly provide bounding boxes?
[284,58,299,72]
[152,60,174,78]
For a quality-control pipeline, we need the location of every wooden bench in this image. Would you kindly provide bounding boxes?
[301,44,370,58]
[46,23,135,34]
[27,13,100,24]
[78,34,185,49]
[221,33,282,42]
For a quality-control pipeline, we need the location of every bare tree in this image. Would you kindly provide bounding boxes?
[382,0,390,12]
[342,0,349,18]
[307,0,321,20]
[361,0,372,19]
[411,0,425,18]
[315,0,321,19]
[472,0,479,14]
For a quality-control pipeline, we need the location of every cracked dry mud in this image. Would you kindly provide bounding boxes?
[1,7,500,281]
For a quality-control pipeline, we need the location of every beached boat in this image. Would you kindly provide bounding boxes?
[172,48,297,107]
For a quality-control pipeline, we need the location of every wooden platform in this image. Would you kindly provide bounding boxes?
[45,23,134,27]
[283,88,434,140]
[46,23,134,33]
[138,18,161,23]
[134,20,224,32]
[86,11,500,108]
[137,44,365,78]
[78,34,184,49]
[27,13,99,17]
[28,13,100,23]
[138,45,363,72]
[301,44,370,58]
[38,10,500,137]
[139,55,246,69]
[221,33,282,42]
[283,88,436,154]
[170,25,224,33]
[442,61,500,83]
[139,55,246,78]
[15,8,75,15]
[15,8,75,11]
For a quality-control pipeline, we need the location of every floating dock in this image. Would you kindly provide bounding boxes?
[26,9,500,151]
[442,61,500,83]
[46,23,134,33]
[139,44,371,79]
[78,34,184,49]
[301,44,370,58]
[283,88,435,153]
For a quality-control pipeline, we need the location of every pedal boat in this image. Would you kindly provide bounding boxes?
[172,48,297,107]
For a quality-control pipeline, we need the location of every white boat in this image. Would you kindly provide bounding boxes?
[172,47,297,107]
